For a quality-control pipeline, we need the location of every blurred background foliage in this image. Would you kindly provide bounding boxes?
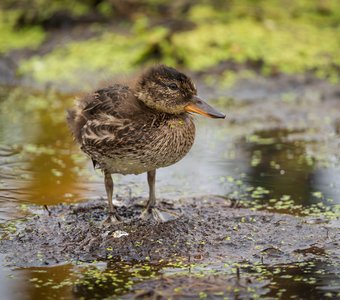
[0,0,340,86]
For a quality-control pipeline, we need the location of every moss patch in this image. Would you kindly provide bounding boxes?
[15,0,340,85]
[18,26,168,86]
[172,19,340,79]
[0,11,45,53]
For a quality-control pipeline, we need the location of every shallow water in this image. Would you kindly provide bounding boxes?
[0,85,339,299]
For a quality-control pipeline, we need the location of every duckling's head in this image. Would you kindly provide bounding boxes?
[135,65,225,118]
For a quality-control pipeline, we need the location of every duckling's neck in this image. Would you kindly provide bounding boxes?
[134,97,190,129]
[134,92,185,115]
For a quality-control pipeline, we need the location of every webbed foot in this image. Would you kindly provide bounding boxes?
[140,207,178,222]
[102,212,121,225]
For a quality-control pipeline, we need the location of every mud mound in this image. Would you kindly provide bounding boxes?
[0,196,338,268]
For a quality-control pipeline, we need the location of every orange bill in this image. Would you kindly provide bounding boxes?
[185,96,225,119]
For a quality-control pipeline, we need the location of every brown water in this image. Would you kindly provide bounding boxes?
[0,86,339,299]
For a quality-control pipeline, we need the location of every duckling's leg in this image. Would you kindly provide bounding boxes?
[146,169,156,209]
[103,170,121,223]
[141,170,177,222]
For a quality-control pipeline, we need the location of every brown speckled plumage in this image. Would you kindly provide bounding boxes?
[67,65,225,222]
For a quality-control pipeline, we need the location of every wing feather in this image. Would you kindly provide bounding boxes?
[67,84,132,143]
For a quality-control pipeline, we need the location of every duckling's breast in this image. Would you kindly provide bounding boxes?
[82,114,195,175]
[145,115,196,170]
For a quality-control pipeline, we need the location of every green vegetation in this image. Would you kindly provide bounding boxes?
[0,0,92,21]
[19,28,168,84]
[0,11,45,53]
[173,19,340,77]
[0,0,339,84]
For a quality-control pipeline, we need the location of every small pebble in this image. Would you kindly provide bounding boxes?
[112,230,129,238]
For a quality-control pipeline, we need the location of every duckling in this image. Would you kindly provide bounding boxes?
[67,65,225,222]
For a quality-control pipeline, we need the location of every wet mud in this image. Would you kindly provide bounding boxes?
[1,196,338,269]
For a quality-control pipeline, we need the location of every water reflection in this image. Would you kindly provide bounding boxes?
[16,265,74,300]
[2,259,338,300]
[236,129,340,214]
[264,260,340,299]
[243,129,315,206]
[0,87,91,221]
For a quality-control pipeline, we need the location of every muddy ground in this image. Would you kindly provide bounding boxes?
[1,196,338,268]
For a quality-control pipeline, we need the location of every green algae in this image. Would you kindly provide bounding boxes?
[14,0,340,85]
[1,0,92,24]
[219,127,340,219]
[18,26,168,86]
[16,259,339,299]
[226,174,340,219]
[172,18,340,80]
[27,260,267,299]
[0,11,45,53]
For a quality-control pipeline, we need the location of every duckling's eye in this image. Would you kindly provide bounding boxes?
[168,83,178,90]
